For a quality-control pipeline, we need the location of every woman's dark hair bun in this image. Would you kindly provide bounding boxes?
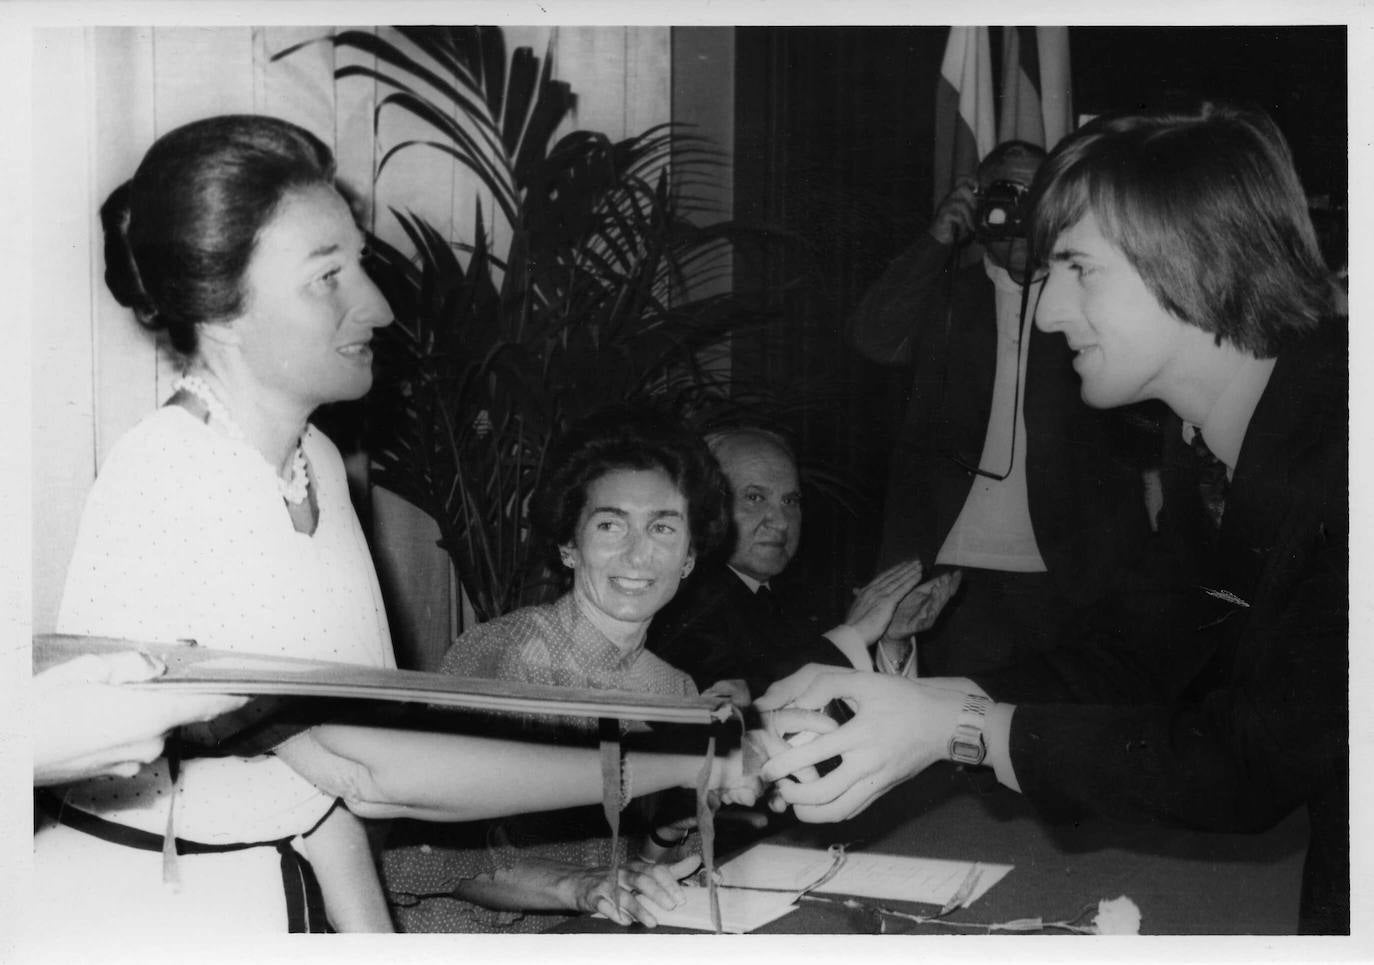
[99,180,161,331]
[102,114,338,359]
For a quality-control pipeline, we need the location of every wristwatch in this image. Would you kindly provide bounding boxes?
[948,693,992,766]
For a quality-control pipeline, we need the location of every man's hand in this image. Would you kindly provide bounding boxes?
[753,665,966,823]
[843,559,926,646]
[882,569,964,641]
[928,177,978,246]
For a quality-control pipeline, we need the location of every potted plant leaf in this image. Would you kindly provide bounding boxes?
[276,27,779,652]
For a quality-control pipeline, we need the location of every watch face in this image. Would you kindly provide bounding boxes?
[950,737,986,765]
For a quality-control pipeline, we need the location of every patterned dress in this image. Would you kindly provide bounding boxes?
[382,593,696,932]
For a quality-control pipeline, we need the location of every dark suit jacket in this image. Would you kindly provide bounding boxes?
[971,324,1349,934]
[849,233,1149,608]
[646,563,850,698]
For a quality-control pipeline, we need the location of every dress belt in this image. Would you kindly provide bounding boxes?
[36,791,333,933]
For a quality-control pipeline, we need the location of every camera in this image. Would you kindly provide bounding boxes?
[974,179,1030,242]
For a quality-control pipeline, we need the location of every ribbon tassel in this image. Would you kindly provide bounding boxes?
[161,749,182,890]
[695,728,721,933]
[599,718,623,921]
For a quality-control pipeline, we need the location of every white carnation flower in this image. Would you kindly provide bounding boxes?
[1093,895,1142,934]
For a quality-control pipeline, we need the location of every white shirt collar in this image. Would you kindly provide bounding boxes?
[727,566,768,594]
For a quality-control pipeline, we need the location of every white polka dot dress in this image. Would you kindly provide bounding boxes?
[36,405,394,934]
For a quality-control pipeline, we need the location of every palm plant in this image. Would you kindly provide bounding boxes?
[277,27,770,622]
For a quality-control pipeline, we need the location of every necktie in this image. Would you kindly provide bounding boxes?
[754,584,783,618]
[1189,428,1230,532]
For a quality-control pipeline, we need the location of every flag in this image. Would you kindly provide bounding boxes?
[1036,27,1074,148]
[933,26,995,209]
[997,26,1074,150]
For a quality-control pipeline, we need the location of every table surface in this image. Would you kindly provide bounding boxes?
[556,761,1308,935]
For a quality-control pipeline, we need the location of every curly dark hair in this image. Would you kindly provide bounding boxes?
[534,404,730,564]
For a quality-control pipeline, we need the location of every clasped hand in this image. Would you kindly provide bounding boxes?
[746,664,972,823]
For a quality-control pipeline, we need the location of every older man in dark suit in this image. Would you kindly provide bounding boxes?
[647,427,926,702]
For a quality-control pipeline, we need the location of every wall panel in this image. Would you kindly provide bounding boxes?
[558,27,629,140]
[90,27,158,474]
[152,27,256,132]
[256,27,338,153]
[32,28,98,633]
[330,27,379,231]
[625,27,672,140]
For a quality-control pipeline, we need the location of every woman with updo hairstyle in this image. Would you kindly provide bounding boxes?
[40,116,762,937]
[382,404,734,932]
[39,113,401,936]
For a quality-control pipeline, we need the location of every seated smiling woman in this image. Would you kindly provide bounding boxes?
[382,405,735,932]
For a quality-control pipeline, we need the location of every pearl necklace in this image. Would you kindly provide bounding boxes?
[173,373,309,505]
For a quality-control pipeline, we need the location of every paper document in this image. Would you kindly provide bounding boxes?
[718,843,1012,908]
[608,887,798,933]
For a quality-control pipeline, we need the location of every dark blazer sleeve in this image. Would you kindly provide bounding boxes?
[647,567,850,698]
[646,572,756,692]
[848,231,967,365]
[978,523,1345,834]
[851,232,997,569]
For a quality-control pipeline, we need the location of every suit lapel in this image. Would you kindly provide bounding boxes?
[1222,332,1345,606]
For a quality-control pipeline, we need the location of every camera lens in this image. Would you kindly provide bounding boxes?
[975,180,1028,241]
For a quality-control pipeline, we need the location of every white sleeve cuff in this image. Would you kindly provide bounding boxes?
[985,701,1021,793]
[873,636,919,678]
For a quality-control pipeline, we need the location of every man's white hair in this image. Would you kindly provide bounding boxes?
[704,426,798,467]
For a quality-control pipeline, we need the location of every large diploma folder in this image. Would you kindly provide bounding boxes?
[34,632,741,932]
[33,633,733,726]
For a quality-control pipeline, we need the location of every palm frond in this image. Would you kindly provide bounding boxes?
[280,26,814,621]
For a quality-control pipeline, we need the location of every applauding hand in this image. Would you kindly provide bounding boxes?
[843,559,927,646]
[883,569,964,641]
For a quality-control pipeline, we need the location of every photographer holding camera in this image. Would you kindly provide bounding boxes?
[848,140,1149,675]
